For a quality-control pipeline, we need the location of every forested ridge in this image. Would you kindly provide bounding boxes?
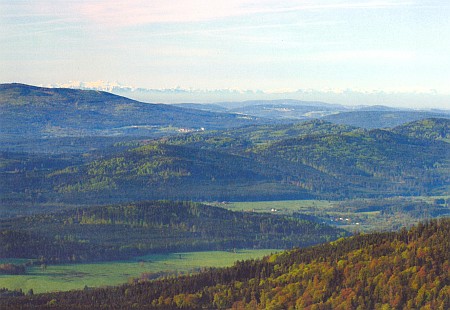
[1,118,449,205]
[323,110,450,129]
[3,218,449,309]
[391,118,450,141]
[1,85,450,308]
[0,201,346,263]
[0,83,268,143]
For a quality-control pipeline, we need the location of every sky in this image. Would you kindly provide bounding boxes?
[1,0,450,108]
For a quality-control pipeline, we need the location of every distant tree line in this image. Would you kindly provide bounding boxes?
[2,218,449,309]
[0,201,347,264]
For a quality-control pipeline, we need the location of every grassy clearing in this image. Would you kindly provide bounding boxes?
[216,196,450,233]
[220,200,334,214]
[220,196,449,214]
[0,249,276,294]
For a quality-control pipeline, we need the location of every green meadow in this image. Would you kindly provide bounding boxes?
[0,249,276,294]
[221,196,450,232]
[221,199,334,214]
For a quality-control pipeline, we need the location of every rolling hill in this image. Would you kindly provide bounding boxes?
[322,110,450,129]
[0,201,347,263]
[46,118,450,201]
[175,99,450,127]
[391,118,450,141]
[3,218,449,309]
[0,83,270,143]
[1,119,448,207]
[1,84,449,207]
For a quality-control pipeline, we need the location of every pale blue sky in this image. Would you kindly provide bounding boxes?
[1,1,449,108]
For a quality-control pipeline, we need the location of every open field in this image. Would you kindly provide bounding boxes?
[217,199,335,213]
[0,249,276,294]
[217,196,450,233]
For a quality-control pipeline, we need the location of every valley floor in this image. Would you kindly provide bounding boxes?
[0,249,275,294]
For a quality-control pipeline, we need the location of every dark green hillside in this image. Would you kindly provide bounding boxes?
[164,119,357,151]
[391,118,450,141]
[323,110,450,129]
[256,129,450,196]
[2,119,449,206]
[46,121,450,201]
[163,120,449,199]
[0,201,347,263]
[0,151,85,207]
[46,142,306,202]
[0,136,144,155]
[0,83,269,143]
[0,83,132,107]
[4,218,449,309]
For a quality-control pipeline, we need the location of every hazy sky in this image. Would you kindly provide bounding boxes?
[1,0,449,108]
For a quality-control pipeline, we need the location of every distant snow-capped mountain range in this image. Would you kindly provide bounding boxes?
[46,81,336,104]
[44,81,450,109]
[46,80,262,95]
[47,81,134,92]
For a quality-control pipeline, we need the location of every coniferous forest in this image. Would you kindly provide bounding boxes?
[3,0,450,304]
[0,201,347,264]
[2,218,449,309]
[1,85,449,308]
